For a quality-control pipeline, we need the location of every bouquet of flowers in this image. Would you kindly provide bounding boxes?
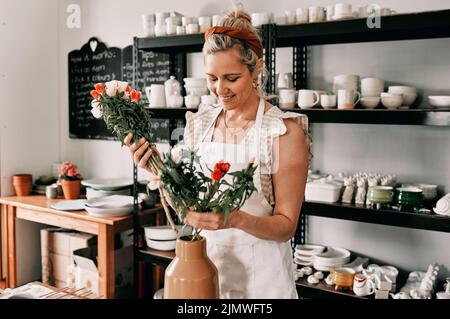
[90,80,257,239]
[59,161,83,181]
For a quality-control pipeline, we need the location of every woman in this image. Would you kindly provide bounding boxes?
[125,9,311,299]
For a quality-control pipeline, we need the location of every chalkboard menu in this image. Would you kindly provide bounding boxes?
[68,38,122,140]
[68,38,174,142]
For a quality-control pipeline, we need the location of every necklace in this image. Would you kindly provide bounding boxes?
[223,110,253,136]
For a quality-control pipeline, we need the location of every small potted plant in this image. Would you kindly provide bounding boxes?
[59,162,83,199]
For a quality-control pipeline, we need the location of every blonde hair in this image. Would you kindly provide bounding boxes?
[203,9,268,98]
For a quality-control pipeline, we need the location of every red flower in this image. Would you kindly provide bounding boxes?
[211,169,224,181]
[214,161,230,174]
[125,85,131,94]
[131,90,141,102]
[94,83,105,94]
[90,90,100,100]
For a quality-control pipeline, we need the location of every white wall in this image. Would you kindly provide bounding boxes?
[0,0,59,284]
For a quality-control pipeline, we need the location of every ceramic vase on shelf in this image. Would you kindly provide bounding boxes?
[60,179,81,199]
[164,235,219,299]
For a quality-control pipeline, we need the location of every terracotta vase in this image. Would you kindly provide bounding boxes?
[164,235,219,299]
[61,180,81,199]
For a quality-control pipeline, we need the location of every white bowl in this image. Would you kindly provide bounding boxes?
[84,204,133,217]
[144,225,181,240]
[185,87,209,96]
[314,247,351,264]
[145,238,176,251]
[360,97,380,109]
[85,195,140,209]
[428,96,450,108]
[81,178,134,191]
[183,78,207,87]
[381,96,403,109]
[402,92,418,106]
[388,86,417,93]
[436,292,450,299]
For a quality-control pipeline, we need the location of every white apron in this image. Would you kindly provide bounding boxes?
[196,98,298,299]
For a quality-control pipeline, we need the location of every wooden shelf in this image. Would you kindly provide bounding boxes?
[302,201,450,233]
[138,248,175,267]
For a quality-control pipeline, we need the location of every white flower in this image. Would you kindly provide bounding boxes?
[91,100,103,118]
[105,80,119,96]
[117,81,129,93]
[170,145,185,164]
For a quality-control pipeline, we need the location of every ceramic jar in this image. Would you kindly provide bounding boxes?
[164,236,219,299]
[164,76,181,101]
[395,187,423,212]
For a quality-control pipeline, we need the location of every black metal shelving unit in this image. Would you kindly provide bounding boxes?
[131,9,450,299]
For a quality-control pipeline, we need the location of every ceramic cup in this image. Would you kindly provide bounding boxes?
[395,187,423,211]
[367,186,394,204]
[353,273,375,296]
[45,184,58,199]
[337,89,361,109]
[145,84,166,108]
[298,90,320,109]
[321,94,337,109]
[309,6,325,23]
[279,89,296,108]
[185,94,201,108]
[296,8,309,23]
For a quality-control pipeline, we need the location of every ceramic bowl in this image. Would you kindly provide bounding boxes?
[381,96,403,109]
[144,225,182,241]
[360,97,380,109]
[84,204,133,217]
[295,244,326,256]
[401,92,418,106]
[395,187,423,206]
[145,238,176,251]
[428,96,450,108]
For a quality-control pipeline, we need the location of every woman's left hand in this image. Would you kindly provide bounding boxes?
[184,210,234,230]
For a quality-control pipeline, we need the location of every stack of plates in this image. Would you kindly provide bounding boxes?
[313,247,351,271]
[293,244,325,266]
[82,178,133,199]
[84,195,141,217]
[143,225,182,251]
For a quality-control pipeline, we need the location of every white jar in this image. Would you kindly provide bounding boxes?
[164,76,181,101]
[167,92,184,108]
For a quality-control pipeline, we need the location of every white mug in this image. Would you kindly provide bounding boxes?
[145,84,166,108]
[321,94,337,109]
[326,5,335,21]
[309,6,325,23]
[186,23,199,34]
[334,3,352,17]
[296,8,309,23]
[285,11,296,24]
[298,90,320,109]
[353,274,375,296]
[198,16,212,32]
[338,89,360,109]
[279,89,296,108]
[154,23,166,37]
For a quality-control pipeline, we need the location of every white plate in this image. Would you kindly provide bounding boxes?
[51,199,86,211]
[295,244,326,256]
[85,195,141,209]
[293,258,313,266]
[81,178,133,191]
[84,204,133,217]
[86,187,131,199]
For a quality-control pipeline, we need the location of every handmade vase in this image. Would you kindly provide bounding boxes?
[12,174,33,196]
[61,180,81,199]
[164,235,219,299]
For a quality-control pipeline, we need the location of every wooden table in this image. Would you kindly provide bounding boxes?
[0,195,163,299]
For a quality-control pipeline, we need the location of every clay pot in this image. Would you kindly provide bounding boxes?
[12,174,33,196]
[164,235,219,299]
[60,179,81,199]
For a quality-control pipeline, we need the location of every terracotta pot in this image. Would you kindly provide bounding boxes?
[164,235,219,299]
[13,181,32,196]
[61,179,81,199]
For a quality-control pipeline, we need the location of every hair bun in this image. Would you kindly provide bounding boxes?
[223,9,252,27]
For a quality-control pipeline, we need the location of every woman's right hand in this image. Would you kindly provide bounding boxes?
[123,133,157,175]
